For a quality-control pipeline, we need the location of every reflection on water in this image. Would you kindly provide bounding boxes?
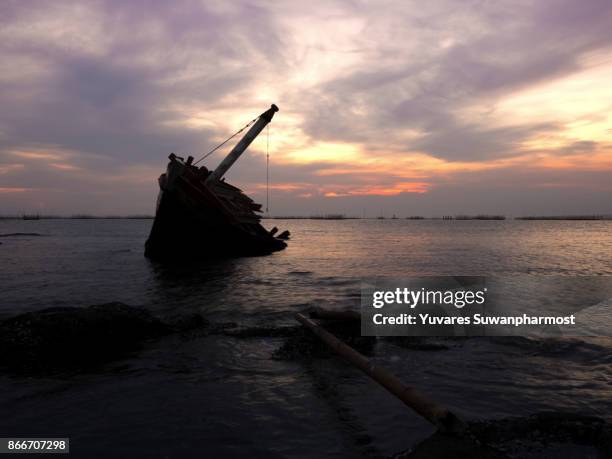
[0,219,610,457]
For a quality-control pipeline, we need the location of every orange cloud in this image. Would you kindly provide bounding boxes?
[0,187,30,193]
[530,149,612,171]
[10,151,66,161]
[252,182,310,192]
[50,163,81,171]
[324,181,430,197]
[0,164,24,174]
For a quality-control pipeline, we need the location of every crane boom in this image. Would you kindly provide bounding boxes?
[205,104,279,184]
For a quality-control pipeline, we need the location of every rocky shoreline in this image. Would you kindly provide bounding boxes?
[0,302,207,374]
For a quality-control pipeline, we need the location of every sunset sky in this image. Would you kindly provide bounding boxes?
[1,0,611,216]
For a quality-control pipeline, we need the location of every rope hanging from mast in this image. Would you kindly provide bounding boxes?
[266,123,270,213]
[193,115,260,166]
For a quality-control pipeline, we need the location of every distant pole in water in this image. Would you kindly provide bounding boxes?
[206,104,279,184]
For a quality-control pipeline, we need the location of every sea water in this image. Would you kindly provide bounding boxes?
[0,219,610,457]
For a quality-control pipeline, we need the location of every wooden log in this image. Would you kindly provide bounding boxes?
[295,313,467,435]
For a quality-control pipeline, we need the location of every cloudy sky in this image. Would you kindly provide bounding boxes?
[1,0,611,216]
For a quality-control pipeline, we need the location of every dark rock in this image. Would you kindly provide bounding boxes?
[163,312,209,332]
[385,336,450,351]
[393,412,612,458]
[469,412,612,456]
[0,303,207,374]
[394,432,506,458]
[224,325,302,338]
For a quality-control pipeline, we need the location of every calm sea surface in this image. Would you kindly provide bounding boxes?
[0,219,611,457]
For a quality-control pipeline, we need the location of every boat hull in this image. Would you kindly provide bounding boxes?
[144,157,287,261]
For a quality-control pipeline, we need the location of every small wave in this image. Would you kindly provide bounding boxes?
[490,335,611,362]
[0,232,44,237]
[572,298,612,336]
[317,276,360,286]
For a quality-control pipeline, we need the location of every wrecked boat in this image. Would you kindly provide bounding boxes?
[145,104,289,260]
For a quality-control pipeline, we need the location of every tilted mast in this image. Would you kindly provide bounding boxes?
[205,104,279,184]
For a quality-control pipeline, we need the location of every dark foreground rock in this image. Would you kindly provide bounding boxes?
[224,325,302,339]
[393,412,611,459]
[385,336,451,351]
[0,302,207,374]
[396,432,506,458]
[469,412,612,458]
